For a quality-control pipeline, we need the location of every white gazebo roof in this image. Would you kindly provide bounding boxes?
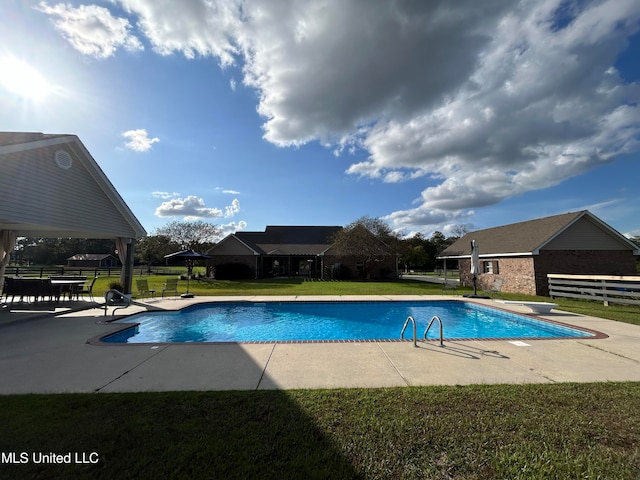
[0,132,146,238]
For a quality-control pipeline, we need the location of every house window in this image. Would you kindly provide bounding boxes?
[483,261,499,274]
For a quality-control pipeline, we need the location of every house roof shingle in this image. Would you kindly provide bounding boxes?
[440,210,616,258]
[67,253,118,261]
[234,226,342,256]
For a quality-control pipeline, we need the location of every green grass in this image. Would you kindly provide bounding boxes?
[0,383,638,479]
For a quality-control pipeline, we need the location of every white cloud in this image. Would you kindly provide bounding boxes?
[154,196,241,221]
[37,2,143,58]
[151,191,180,199]
[122,129,160,152]
[155,195,223,218]
[218,188,240,195]
[44,0,640,232]
[216,220,247,240]
[224,198,240,217]
[114,0,240,65]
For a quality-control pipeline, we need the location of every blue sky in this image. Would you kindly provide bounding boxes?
[1,0,639,240]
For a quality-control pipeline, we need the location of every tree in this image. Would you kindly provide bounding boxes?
[450,224,470,239]
[13,237,116,265]
[154,220,219,251]
[135,235,180,270]
[632,236,640,273]
[331,216,397,280]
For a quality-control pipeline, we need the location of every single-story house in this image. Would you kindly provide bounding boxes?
[206,225,398,279]
[438,210,639,296]
[66,253,121,268]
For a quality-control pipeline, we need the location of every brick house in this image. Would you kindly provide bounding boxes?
[438,211,639,296]
[206,225,398,280]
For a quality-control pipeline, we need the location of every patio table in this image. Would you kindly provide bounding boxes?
[50,279,87,301]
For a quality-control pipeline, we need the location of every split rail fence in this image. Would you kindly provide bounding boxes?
[547,274,640,306]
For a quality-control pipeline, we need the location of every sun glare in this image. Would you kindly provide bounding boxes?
[0,56,53,101]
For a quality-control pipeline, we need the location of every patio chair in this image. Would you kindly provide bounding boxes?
[77,277,98,301]
[483,278,503,298]
[162,278,179,298]
[442,280,458,295]
[136,279,156,298]
[4,277,24,302]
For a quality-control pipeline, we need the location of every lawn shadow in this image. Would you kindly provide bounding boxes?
[0,308,364,478]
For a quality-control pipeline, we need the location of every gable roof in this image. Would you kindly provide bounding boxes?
[211,226,343,256]
[439,211,639,258]
[67,253,118,261]
[0,132,69,147]
[0,132,146,239]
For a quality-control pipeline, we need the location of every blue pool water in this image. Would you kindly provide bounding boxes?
[102,301,594,343]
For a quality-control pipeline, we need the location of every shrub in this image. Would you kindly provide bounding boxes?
[108,281,124,292]
[330,263,351,280]
[214,263,252,280]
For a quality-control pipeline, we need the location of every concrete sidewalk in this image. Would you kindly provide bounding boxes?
[0,296,639,393]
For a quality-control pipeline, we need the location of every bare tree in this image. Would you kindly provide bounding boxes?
[331,216,397,280]
[155,220,219,251]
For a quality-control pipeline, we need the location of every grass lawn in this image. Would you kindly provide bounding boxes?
[0,383,639,479]
[3,277,638,478]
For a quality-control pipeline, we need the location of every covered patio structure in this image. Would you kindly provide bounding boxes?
[1,132,146,299]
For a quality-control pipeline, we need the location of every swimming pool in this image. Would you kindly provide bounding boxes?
[101,300,596,344]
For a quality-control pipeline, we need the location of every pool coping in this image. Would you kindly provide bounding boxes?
[87,296,608,346]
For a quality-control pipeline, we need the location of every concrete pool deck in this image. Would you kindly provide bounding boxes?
[0,295,639,394]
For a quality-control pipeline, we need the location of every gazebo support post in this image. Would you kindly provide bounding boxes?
[122,238,136,295]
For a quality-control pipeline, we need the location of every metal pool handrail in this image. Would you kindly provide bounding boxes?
[423,315,444,346]
[401,316,417,347]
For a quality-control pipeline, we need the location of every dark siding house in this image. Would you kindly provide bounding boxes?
[207,225,398,279]
[439,211,639,296]
[67,253,121,268]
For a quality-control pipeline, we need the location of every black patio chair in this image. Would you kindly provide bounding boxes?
[77,277,98,301]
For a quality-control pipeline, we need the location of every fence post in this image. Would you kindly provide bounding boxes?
[602,279,608,306]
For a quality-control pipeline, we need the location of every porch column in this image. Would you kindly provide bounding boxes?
[116,237,136,294]
[0,230,17,300]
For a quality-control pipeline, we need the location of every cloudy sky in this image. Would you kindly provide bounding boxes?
[1,0,639,240]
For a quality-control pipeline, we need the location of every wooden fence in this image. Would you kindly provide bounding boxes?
[548,274,640,306]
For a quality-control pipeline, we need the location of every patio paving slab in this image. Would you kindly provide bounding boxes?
[378,341,551,386]
[258,343,407,390]
[100,344,275,392]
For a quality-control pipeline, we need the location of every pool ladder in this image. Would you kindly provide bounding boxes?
[424,315,444,347]
[400,315,444,347]
[401,316,418,347]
